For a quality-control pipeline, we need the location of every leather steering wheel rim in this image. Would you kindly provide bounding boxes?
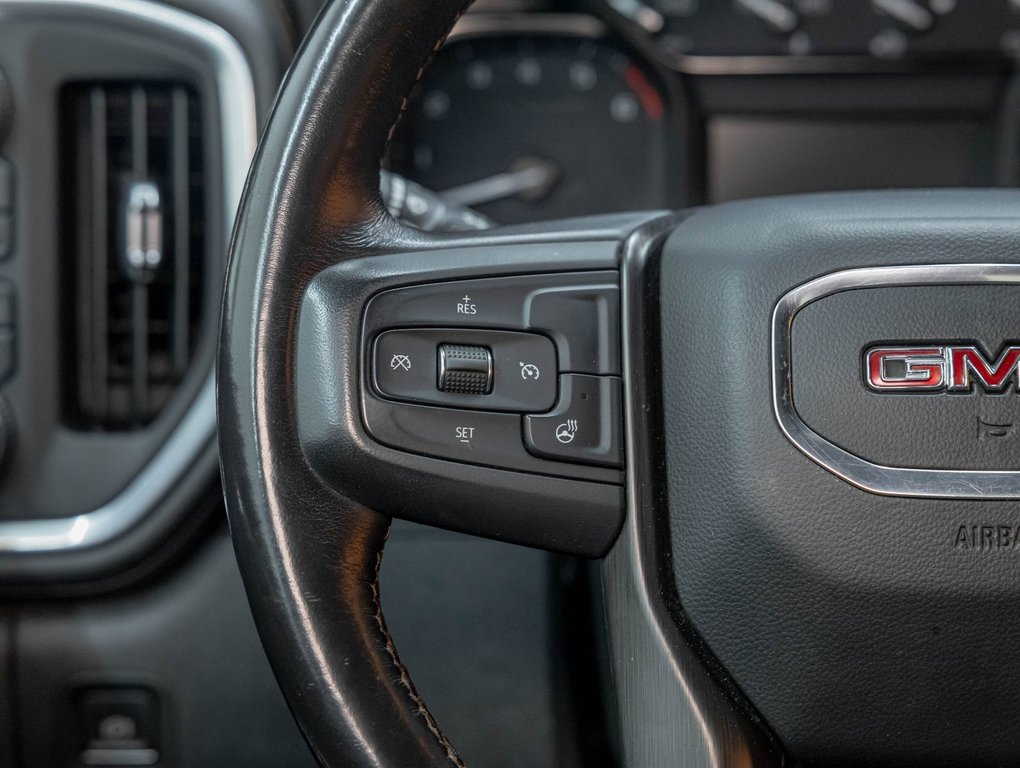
[218,1,472,765]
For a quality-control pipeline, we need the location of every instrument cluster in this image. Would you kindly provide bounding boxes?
[388,27,676,225]
[604,0,1020,60]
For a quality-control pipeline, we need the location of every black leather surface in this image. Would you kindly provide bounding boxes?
[663,190,1020,767]
[217,0,473,766]
[794,284,1020,470]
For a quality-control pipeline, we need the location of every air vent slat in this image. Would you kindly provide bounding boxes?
[131,283,148,425]
[129,86,149,426]
[87,86,109,421]
[60,82,205,431]
[131,86,147,176]
[171,86,190,378]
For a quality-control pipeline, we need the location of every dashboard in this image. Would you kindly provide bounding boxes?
[0,1,1017,767]
[388,0,1020,227]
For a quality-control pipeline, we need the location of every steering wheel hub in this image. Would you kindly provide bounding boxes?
[216,0,1020,765]
[663,193,1020,766]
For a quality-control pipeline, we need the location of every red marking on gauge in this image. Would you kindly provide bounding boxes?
[624,65,664,120]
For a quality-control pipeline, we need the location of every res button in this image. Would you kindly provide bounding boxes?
[363,271,620,374]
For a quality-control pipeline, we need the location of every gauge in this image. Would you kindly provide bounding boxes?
[387,34,671,225]
[870,0,958,32]
[734,0,800,34]
[612,0,1020,59]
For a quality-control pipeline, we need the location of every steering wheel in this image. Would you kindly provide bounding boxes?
[217,0,1020,766]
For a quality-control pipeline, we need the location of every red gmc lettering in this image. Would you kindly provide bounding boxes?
[865,344,1020,393]
[950,347,1020,391]
[865,347,945,391]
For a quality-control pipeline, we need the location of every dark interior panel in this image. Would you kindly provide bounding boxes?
[13,532,317,768]
[382,522,561,768]
[709,117,994,202]
[7,522,593,768]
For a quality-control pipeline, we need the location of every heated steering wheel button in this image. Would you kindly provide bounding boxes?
[524,374,623,467]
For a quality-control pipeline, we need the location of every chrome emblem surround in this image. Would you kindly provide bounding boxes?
[771,263,1020,499]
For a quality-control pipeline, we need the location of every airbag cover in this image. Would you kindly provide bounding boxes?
[793,283,1020,471]
[662,191,1020,767]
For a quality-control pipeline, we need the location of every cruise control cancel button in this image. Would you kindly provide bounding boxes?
[524,374,623,468]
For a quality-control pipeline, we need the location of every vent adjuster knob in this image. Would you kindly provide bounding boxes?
[122,180,163,284]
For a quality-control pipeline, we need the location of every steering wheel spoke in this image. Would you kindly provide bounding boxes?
[296,216,670,555]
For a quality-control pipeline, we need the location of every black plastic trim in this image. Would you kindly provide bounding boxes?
[0,0,288,591]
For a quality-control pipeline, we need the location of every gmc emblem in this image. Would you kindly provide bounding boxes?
[865,344,1020,393]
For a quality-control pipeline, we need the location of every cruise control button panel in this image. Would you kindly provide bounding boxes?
[363,272,624,481]
[373,328,556,412]
[299,245,631,555]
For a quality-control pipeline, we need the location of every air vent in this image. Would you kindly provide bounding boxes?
[59,83,205,430]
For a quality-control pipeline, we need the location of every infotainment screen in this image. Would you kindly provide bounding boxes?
[707,117,996,204]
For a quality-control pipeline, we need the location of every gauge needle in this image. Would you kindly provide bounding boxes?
[871,0,933,31]
[735,0,799,34]
[441,158,561,207]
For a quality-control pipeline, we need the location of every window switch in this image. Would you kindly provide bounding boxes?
[75,687,160,767]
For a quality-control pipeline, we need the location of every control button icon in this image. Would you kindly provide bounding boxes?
[520,362,541,381]
[524,375,623,467]
[555,419,578,444]
[977,417,1014,440]
[390,354,412,372]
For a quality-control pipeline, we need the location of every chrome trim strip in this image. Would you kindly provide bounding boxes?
[0,0,257,553]
[772,263,1020,499]
[672,54,1010,76]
